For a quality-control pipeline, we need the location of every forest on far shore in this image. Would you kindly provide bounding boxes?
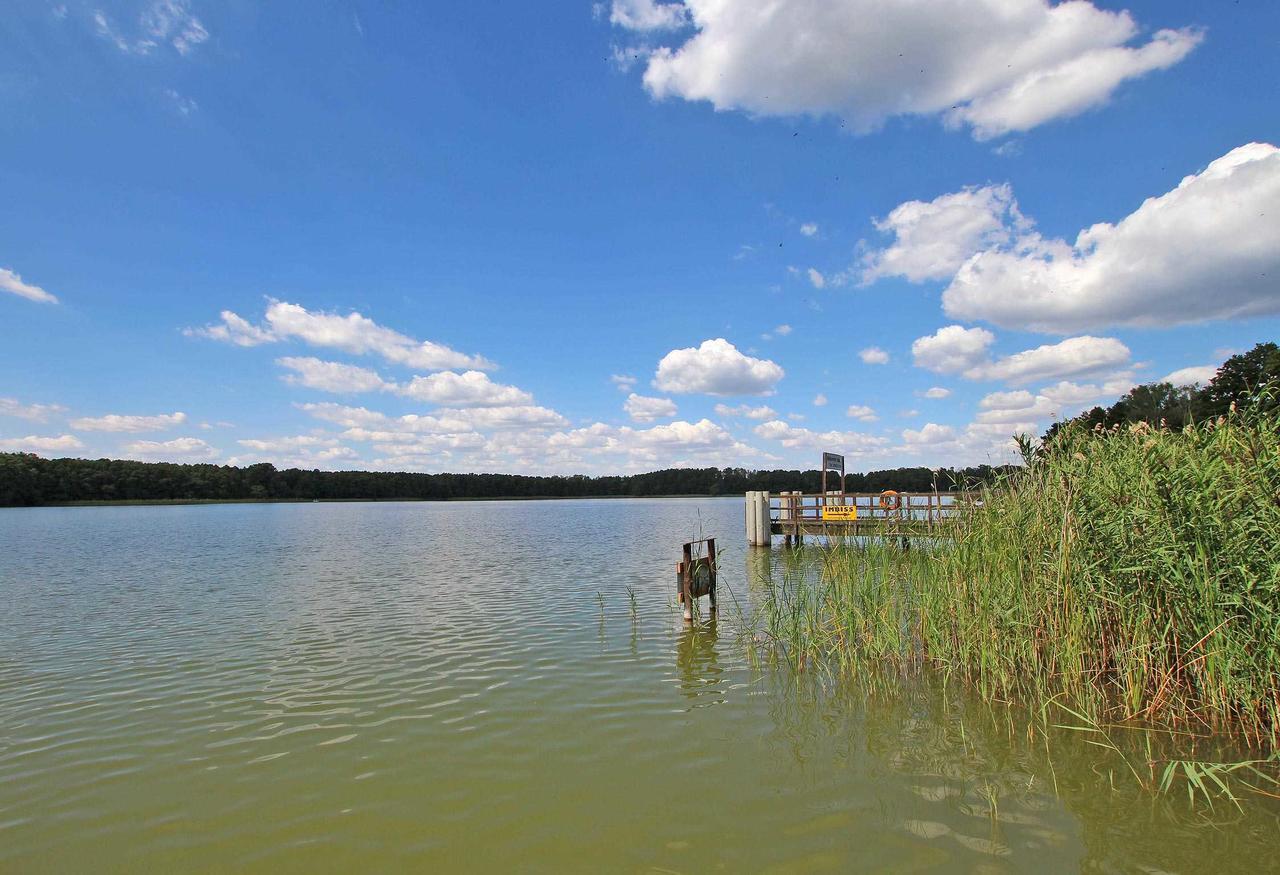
[0,456,1011,507]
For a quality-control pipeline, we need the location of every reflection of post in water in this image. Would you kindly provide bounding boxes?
[675,621,724,705]
[744,544,774,602]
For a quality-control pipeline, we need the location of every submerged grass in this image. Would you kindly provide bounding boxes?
[747,409,1280,770]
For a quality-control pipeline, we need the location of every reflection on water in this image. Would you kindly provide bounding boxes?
[675,621,724,708]
[0,499,1276,872]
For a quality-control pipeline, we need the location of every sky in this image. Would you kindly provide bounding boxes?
[2,0,1278,475]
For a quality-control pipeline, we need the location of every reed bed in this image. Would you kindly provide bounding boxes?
[750,409,1280,749]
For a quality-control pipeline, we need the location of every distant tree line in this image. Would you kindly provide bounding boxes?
[1044,341,1279,441]
[0,455,1012,508]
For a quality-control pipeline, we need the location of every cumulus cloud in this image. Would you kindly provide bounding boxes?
[807,268,826,289]
[773,324,792,336]
[912,326,1129,385]
[1162,365,1218,387]
[613,0,1199,139]
[624,393,678,423]
[812,393,828,407]
[753,419,888,455]
[0,434,83,453]
[846,404,878,422]
[300,402,569,437]
[799,223,818,237]
[859,346,890,365]
[278,357,391,394]
[611,374,639,391]
[0,398,66,422]
[70,411,187,432]
[400,371,533,408]
[918,387,951,399]
[121,437,217,461]
[190,300,493,371]
[231,435,360,469]
[861,184,1026,283]
[975,374,1136,426]
[911,326,995,375]
[714,403,776,420]
[653,338,784,396]
[943,144,1280,332]
[1,267,58,304]
[902,423,958,446]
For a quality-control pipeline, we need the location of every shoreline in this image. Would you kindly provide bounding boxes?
[3,494,741,509]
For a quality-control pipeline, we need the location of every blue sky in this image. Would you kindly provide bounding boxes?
[2,0,1278,474]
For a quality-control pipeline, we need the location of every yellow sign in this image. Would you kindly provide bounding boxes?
[821,505,858,521]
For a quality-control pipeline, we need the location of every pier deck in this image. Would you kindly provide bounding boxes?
[745,491,977,545]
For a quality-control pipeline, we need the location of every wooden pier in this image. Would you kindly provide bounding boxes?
[745,491,976,546]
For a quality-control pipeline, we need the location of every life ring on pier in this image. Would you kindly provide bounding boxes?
[878,490,901,511]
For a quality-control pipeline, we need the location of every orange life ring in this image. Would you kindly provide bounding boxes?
[878,490,901,511]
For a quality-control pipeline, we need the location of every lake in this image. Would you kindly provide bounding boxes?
[1,498,1276,872]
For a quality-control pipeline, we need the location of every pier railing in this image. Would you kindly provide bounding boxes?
[745,490,980,545]
[772,491,978,525]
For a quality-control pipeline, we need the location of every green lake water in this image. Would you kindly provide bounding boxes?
[1,498,1276,872]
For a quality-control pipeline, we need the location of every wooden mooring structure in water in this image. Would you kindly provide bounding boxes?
[745,490,978,546]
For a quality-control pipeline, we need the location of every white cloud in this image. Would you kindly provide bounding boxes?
[919,387,951,399]
[911,326,995,375]
[190,300,493,371]
[861,184,1026,283]
[912,326,1129,385]
[616,0,1199,139]
[943,144,1280,332]
[975,374,1136,426]
[1039,376,1135,407]
[624,393,678,423]
[121,437,217,461]
[237,435,338,453]
[300,402,569,436]
[653,338,784,396]
[812,393,828,407]
[94,0,209,57]
[0,398,66,422]
[977,336,1130,385]
[400,371,533,408]
[714,403,776,420]
[846,404,878,422]
[774,324,792,336]
[0,434,83,453]
[188,310,276,346]
[902,423,957,446]
[799,223,818,237]
[753,419,888,455]
[278,357,391,394]
[1162,365,1218,387]
[807,267,826,289]
[70,411,187,433]
[0,267,58,304]
[606,0,688,31]
[231,435,360,469]
[611,374,639,391]
[859,346,890,365]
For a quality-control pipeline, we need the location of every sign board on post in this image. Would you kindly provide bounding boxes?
[821,451,845,495]
[821,504,857,520]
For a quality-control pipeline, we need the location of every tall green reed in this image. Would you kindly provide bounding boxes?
[747,409,1280,747]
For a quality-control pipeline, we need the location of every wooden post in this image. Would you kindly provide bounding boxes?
[746,491,771,547]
